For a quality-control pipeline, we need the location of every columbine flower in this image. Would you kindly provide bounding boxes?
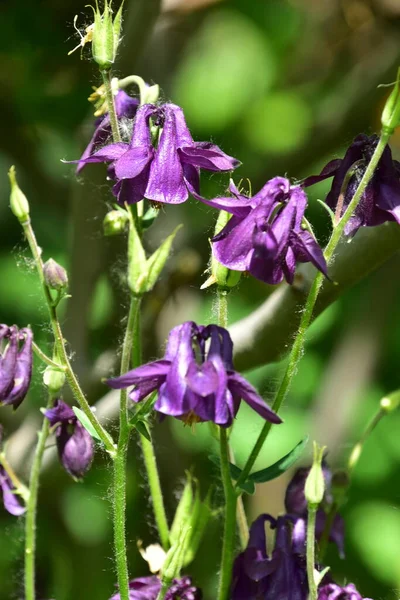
[109,575,201,600]
[0,466,26,516]
[73,103,240,205]
[303,134,400,236]
[77,89,139,174]
[209,177,328,285]
[318,583,373,600]
[45,400,94,479]
[231,514,308,600]
[285,465,345,557]
[0,324,33,410]
[107,321,281,427]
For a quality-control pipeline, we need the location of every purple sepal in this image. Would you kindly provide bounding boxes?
[0,325,33,409]
[0,466,25,516]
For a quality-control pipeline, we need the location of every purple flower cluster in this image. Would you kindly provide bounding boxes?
[75,102,239,206]
[109,575,201,600]
[304,134,400,236]
[45,400,94,479]
[318,583,372,600]
[107,321,281,428]
[209,177,328,285]
[0,324,33,410]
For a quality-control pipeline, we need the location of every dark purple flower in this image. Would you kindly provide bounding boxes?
[109,575,201,600]
[231,514,308,600]
[303,134,400,236]
[76,89,139,174]
[0,325,33,409]
[318,583,373,600]
[0,465,26,516]
[45,399,94,479]
[107,321,281,428]
[210,177,328,285]
[73,103,240,205]
[285,466,345,558]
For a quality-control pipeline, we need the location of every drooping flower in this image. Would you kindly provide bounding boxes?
[0,324,33,410]
[209,177,328,285]
[318,583,373,600]
[45,399,94,479]
[231,514,308,600]
[76,89,139,174]
[109,575,201,600]
[303,134,400,236]
[107,321,281,428]
[0,466,26,516]
[73,103,240,205]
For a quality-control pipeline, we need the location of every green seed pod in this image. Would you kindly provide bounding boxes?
[8,166,30,223]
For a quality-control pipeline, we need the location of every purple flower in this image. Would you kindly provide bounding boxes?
[107,321,281,428]
[318,583,373,600]
[285,466,345,558]
[45,399,94,479]
[231,514,308,600]
[73,103,240,205]
[0,324,33,410]
[210,177,328,285]
[76,90,139,174]
[0,466,26,516]
[303,134,400,236]
[109,575,201,600]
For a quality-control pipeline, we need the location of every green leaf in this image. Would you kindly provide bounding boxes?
[144,225,183,292]
[135,420,151,442]
[249,436,309,484]
[72,407,102,442]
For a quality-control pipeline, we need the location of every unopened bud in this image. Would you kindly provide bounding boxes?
[43,365,66,394]
[381,67,400,135]
[103,209,128,236]
[380,390,400,414]
[43,259,68,291]
[90,0,124,70]
[305,441,326,508]
[8,166,30,223]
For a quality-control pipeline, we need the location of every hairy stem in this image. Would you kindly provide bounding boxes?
[22,219,115,455]
[101,69,121,142]
[307,507,318,600]
[217,428,237,600]
[24,393,54,600]
[236,132,390,488]
[113,296,141,600]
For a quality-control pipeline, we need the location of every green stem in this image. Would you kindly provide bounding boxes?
[215,287,228,328]
[24,393,54,600]
[307,507,317,600]
[236,132,390,489]
[348,408,386,473]
[113,296,141,600]
[101,69,121,142]
[32,342,66,371]
[217,428,237,600]
[21,219,115,456]
[140,434,170,550]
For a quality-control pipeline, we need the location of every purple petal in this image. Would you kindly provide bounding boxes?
[228,372,282,423]
[212,211,257,270]
[187,183,252,217]
[167,104,194,147]
[114,146,154,179]
[185,360,220,397]
[67,142,129,166]
[0,328,18,400]
[2,328,33,409]
[76,116,112,174]
[292,230,328,277]
[106,360,171,390]
[248,227,283,285]
[191,354,231,426]
[129,104,157,149]
[179,142,240,172]
[145,107,188,204]
[0,468,25,516]
[114,90,139,118]
[302,159,342,188]
[251,176,291,210]
[57,422,94,479]
[45,399,76,425]
[113,167,152,205]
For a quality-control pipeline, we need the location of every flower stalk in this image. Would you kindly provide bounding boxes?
[235,131,391,489]
[101,68,121,142]
[306,507,318,600]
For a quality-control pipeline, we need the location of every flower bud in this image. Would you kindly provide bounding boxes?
[90,0,124,70]
[304,442,326,508]
[43,259,68,291]
[381,67,400,135]
[43,365,66,394]
[380,390,400,414]
[103,209,128,236]
[8,166,30,223]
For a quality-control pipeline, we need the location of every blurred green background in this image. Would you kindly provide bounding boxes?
[1,0,400,598]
